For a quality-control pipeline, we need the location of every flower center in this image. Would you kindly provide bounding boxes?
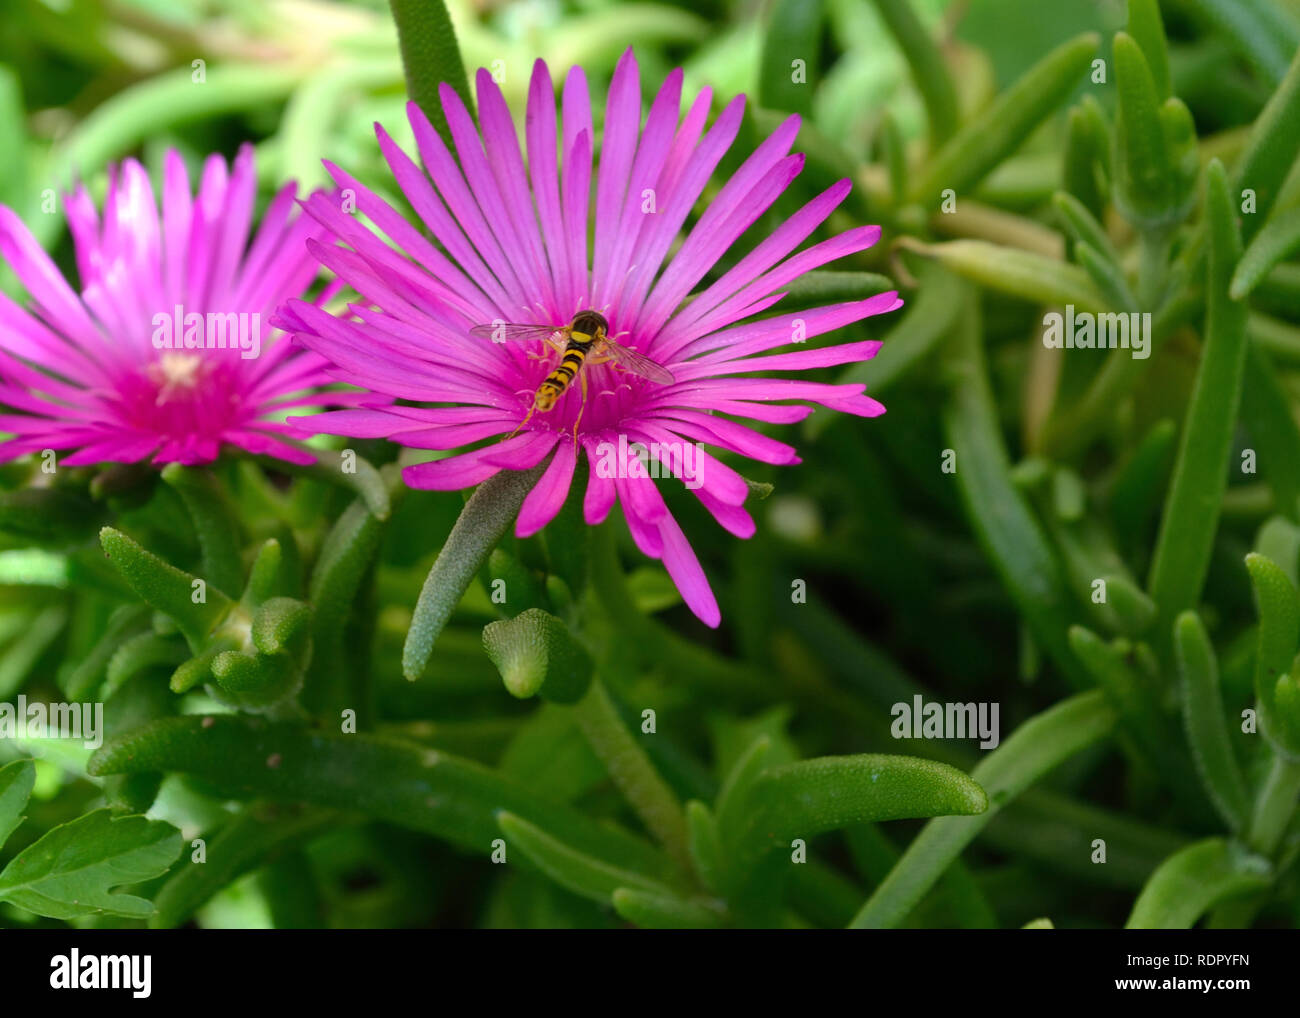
[147,353,206,405]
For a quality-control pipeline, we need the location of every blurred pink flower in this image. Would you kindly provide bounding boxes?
[0,144,346,467]
[279,51,902,626]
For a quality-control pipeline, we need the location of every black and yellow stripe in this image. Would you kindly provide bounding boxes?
[530,310,610,412]
[536,337,592,409]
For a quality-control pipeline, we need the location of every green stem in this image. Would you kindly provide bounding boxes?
[403,463,546,680]
[389,0,473,147]
[1146,161,1249,658]
[940,287,1091,689]
[1039,289,1202,458]
[572,678,691,871]
[1136,227,1171,312]
[871,0,960,146]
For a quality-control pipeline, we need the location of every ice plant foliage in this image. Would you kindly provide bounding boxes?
[280,50,902,625]
[0,145,344,467]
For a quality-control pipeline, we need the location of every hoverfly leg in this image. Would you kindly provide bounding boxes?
[572,370,589,444]
[508,400,538,440]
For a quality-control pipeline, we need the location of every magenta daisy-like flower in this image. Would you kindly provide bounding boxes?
[0,144,345,467]
[279,50,902,626]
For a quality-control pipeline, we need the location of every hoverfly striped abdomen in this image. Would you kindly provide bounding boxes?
[469,309,673,437]
[536,311,607,411]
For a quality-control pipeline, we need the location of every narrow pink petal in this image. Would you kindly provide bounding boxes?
[595,67,683,311]
[475,69,555,312]
[407,101,528,308]
[674,291,902,364]
[402,431,556,491]
[185,152,229,309]
[616,475,665,557]
[666,228,887,358]
[616,94,746,324]
[636,115,803,333]
[59,434,163,466]
[628,421,749,506]
[591,48,640,305]
[673,339,884,381]
[161,149,193,307]
[561,129,592,314]
[206,143,256,304]
[664,178,852,340]
[657,509,720,628]
[0,206,103,347]
[323,157,498,321]
[527,60,572,315]
[516,438,577,537]
[581,437,618,523]
[647,409,800,465]
[693,486,755,538]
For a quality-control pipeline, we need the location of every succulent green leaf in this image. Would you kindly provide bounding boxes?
[244,539,285,607]
[715,734,773,845]
[910,33,1098,206]
[1230,206,1300,299]
[1062,98,1107,218]
[87,715,674,882]
[99,527,233,650]
[250,597,312,659]
[1240,344,1300,520]
[404,463,547,680]
[255,446,390,521]
[1147,161,1248,650]
[611,886,726,929]
[907,239,1109,312]
[737,755,986,866]
[1180,0,1298,88]
[1246,552,1300,757]
[1112,34,1195,228]
[684,800,723,893]
[870,0,959,146]
[160,464,244,598]
[1053,191,1120,266]
[1126,0,1172,99]
[1126,837,1270,928]
[1174,611,1250,831]
[210,650,302,710]
[62,605,150,701]
[482,608,592,702]
[758,0,823,115]
[1234,48,1300,241]
[779,271,896,309]
[105,632,188,691]
[496,810,679,904]
[851,692,1116,928]
[942,296,1091,688]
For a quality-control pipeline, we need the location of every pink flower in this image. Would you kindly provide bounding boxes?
[0,144,347,467]
[279,50,902,626]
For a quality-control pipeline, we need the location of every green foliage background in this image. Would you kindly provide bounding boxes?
[1,0,1300,929]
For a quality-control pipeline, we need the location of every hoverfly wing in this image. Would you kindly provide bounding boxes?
[600,337,676,385]
[470,322,567,347]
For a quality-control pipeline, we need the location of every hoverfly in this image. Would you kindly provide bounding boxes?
[470,310,675,437]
